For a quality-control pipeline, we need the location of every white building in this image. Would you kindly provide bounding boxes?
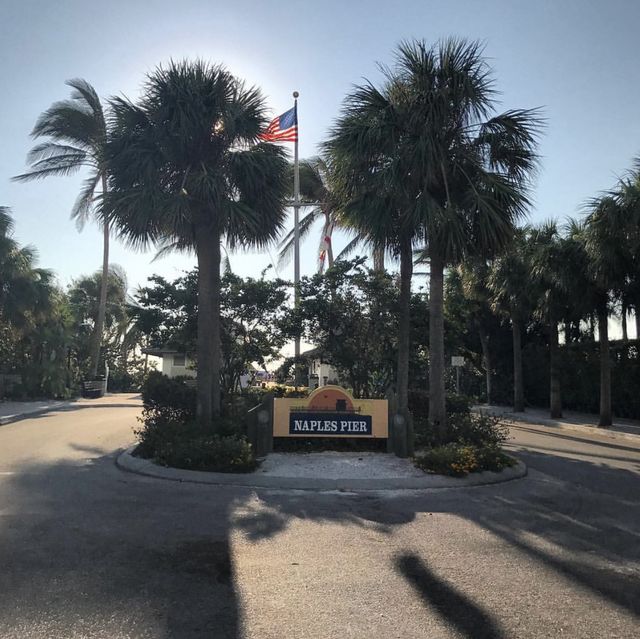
[142,348,196,379]
[303,348,340,389]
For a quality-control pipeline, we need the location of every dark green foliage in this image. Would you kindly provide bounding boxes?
[274,438,386,453]
[414,443,514,477]
[291,258,429,398]
[412,398,512,475]
[133,269,291,396]
[141,371,197,422]
[414,410,509,449]
[137,371,256,472]
[135,419,256,473]
[408,391,471,420]
[518,339,640,418]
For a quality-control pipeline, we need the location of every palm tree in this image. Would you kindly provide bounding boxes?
[279,157,339,273]
[13,80,110,378]
[487,229,535,412]
[326,38,540,439]
[104,60,289,425]
[584,196,630,426]
[528,221,577,418]
[278,156,385,273]
[612,169,640,341]
[0,207,56,337]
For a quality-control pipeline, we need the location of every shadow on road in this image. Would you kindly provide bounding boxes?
[396,553,505,639]
[0,452,243,638]
[0,438,638,637]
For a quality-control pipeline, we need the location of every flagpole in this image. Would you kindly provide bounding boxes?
[293,91,301,387]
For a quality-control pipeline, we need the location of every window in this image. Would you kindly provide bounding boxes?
[173,354,185,367]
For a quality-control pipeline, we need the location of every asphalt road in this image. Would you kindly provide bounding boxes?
[0,395,638,638]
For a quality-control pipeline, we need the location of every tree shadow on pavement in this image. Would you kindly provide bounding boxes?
[396,553,505,639]
[234,448,640,632]
[0,453,245,638]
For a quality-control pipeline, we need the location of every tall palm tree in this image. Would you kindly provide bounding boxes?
[104,60,289,425]
[612,169,640,340]
[326,38,540,439]
[13,79,110,378]
[584,196,629,426]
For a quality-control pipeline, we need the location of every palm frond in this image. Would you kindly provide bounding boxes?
[71,171,101,229]
[335,235,362,261]
[277,209,321,267]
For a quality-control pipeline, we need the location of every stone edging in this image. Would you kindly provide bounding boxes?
[116,446,527,492]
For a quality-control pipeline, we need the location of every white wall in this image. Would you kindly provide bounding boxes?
[161,354,196,378]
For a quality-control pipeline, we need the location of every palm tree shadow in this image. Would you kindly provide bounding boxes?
[0,454,243,638]
[395,553,505,639]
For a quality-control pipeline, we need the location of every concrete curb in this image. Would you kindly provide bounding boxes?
[0,401,74,426]
[116,446,527,492]
[474,407,640,443]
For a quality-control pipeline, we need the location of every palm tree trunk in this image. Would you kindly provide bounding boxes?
[195,221,222,426]
[396,235,413,416]
[478,326,491,404]
[325,214,334,269]
[373,246,385,272]
[621,304,628,342]
[429,252,447,439]
[512,317,525,412]
[597,305,612,427]
[89,173,109,379]
[549,319,562,418]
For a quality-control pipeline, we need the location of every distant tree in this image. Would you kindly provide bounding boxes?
[584,196,630,426]
[488,229,536,412]
[528,222,578,418]
[134,268,290,396]
[452,260,498,403]
[293,258,429,399]
[13,80,110,378]
[67,266,129,375]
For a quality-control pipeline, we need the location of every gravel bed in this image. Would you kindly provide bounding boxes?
[257,451,425,479]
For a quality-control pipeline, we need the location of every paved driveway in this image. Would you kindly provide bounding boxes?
[0,395,638,638]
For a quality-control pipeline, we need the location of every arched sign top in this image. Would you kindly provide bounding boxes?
[306,385,355,412]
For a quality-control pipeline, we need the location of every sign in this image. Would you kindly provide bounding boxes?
[274,385,387,439]
[289,413,372,435]
[451,356,465,367]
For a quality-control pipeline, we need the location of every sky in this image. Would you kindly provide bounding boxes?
[2,0,640,296]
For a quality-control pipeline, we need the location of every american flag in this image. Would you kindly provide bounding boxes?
[259,105,298,142]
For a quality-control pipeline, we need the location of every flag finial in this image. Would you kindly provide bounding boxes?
[293,91,299,98]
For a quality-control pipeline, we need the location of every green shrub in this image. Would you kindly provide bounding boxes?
[414,410,508,448]
[134,418,257,472]
[137,372,256,472]
[141,371,197,421]
[414,443,514,477]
